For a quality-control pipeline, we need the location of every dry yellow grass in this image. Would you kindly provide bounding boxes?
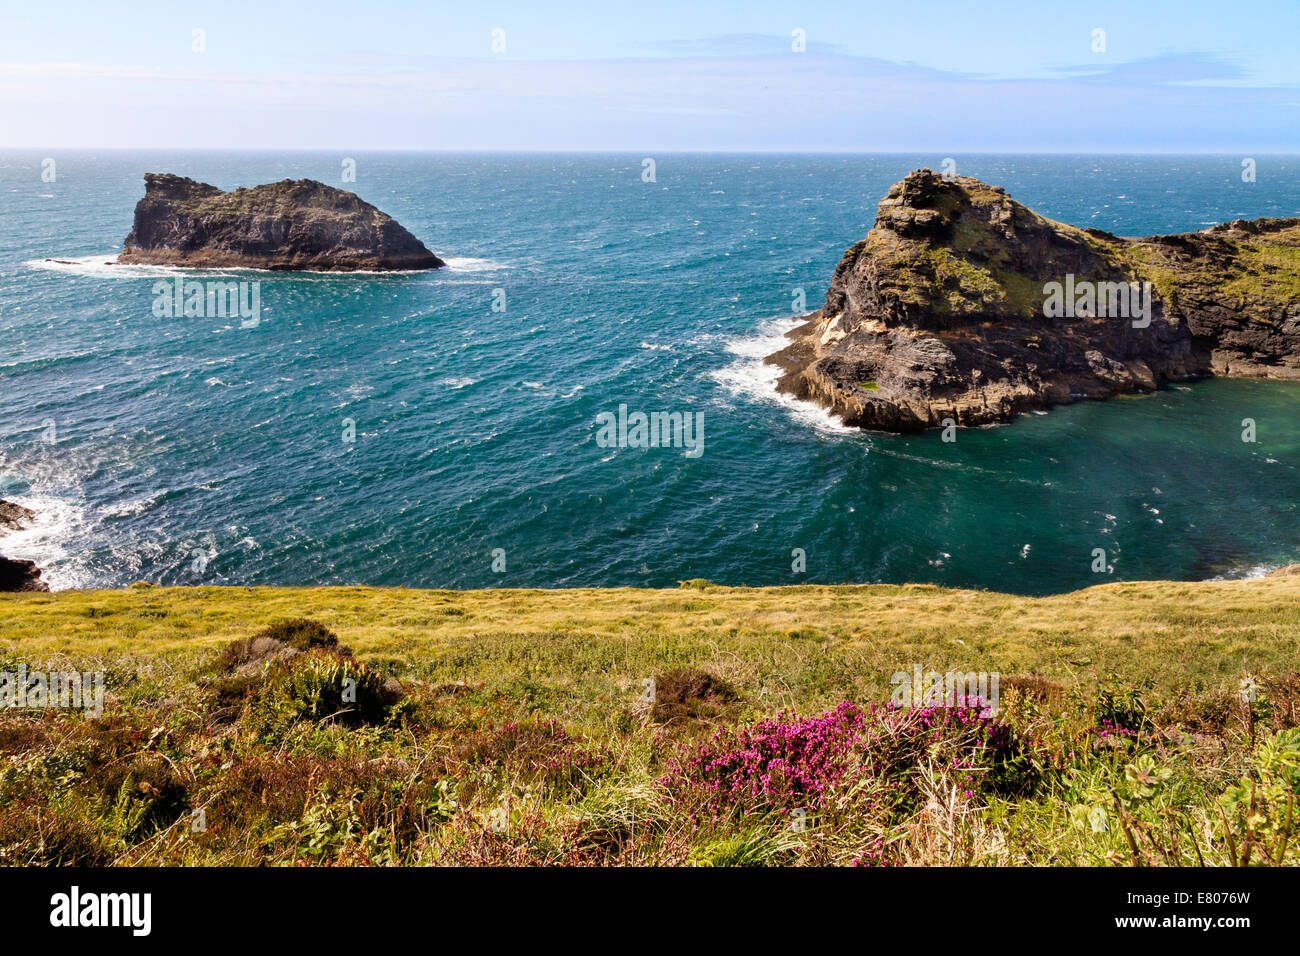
[2,578,1296,705]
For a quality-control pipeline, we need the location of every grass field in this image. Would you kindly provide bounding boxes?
[1,578,1297,866]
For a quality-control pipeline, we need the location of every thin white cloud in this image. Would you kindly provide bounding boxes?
[0,48,1294,151]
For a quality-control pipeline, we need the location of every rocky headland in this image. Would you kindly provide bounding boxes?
[115,174,444,272]
[0,500,47,592]
[768,169,1300,430]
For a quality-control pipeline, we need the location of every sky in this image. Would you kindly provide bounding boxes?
[1,0,1297,151]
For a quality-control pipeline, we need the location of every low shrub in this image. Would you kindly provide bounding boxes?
[652,667,741,724]
[245,650,393,732]
[663,700,1058,824]
[0,803,115,866]
[100,754,191,842]
[463,719,607,789]
[248,617,340,652]
[1093,681,1151,736]
[1216,727,1300,866]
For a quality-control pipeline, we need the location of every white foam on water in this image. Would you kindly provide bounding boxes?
[435,376,478,389]
[0,493,93,591]
[27,254,263,280]
[27,254,140,278]
[28,254,453,279]
[103,493,162,520]
[710,316,856,437]
[442,256,505,273]
[1210,564,1279,581]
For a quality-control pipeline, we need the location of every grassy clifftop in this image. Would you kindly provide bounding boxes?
[3,578,1297,690]
[1,579,1297,866]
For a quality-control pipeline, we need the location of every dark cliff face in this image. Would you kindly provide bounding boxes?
[0,557,47,593]
[768,169,1300,431]
[119,174,445,272]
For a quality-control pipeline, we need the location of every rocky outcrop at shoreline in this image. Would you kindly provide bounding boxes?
[0,557,47,592]
[0,499,35,534]
[767,169,1300,431]
[117,174,445,272]
[0,500,47,592]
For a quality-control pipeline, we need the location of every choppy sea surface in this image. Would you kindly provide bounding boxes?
[1,152,1298,594]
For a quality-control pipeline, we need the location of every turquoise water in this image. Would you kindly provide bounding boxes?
[1,152,1298,594]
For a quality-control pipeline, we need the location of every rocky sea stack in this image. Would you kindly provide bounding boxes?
[118,174,444,272]
[768,169,1300,431]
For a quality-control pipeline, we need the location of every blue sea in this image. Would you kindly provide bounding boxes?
[2,152,1298,594]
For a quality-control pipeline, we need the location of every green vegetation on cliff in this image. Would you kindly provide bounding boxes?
[777,169,1300,431]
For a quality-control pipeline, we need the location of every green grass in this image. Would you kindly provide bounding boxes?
[923,248,1007,313]
[0,579,1296,866]
[1221,244,1300,301]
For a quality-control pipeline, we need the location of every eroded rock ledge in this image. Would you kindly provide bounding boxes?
[117,174,444,272]
[767,169,1300,431]
[0,500,47,592]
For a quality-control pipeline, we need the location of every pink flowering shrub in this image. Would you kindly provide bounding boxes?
[663,702,866,818]
[663,698,1057,823]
